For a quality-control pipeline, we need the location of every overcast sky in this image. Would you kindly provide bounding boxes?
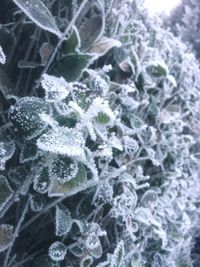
[144,0,181,15]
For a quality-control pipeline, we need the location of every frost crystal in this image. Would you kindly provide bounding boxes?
[41,74,72,102]
[0,46,6,64]
[49,241,67,262]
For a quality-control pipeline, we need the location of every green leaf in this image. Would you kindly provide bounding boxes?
[0,175,13,212]
[9,97,49,139]
[48,164,87,197]
[55,204,72,236]
[48,241,67,262]
[80,255,93,267]
[112,241,124,267]
[0,25,15,55]
[33,255,59,267]
[30,194,44,212]
[50,53,94,82]
[20,140,38,163]
[97,261,111,267]
[86,234,102,259]
[90,36,122,57]
[50,155,78,184]
[79,15,104,51]
[95,112,111,125]
[146,60,168,78]
[62,26,81,54]
[37,127,85,160]
[13,0,61,37]
[33,166,50,194]
[0,224,13,252]
[0,135,15,170]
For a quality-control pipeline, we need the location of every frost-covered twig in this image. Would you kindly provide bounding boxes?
[3,198,30,267]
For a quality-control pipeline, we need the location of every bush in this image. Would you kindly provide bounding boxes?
[1,0,200,266]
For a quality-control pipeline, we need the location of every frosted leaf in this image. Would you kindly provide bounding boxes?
[9,97,49,139]
[37,127,85,160]
[129,114,144,129]
[49,241,67,262]
[93,180,113,204]
[124,136,138,154]
[33,166,50,194]
[0,224,13,252]
[95,143,113,159]
[82,97,115,126]
[0,175,13,212]
[152,253,163,267]
[140,190,158,207]
[55,204,72,236]
[8,166,29,187]
[70,244,84,257]
[0,46,6,64]
[147,60,168,78]
[80,255,93,267]
[50,155,78,184]
[108,134,123,151]
[138,126,157,146]
[20,140,38,163]
[90,36,122,57]
[30,194,44,212]
[134,207,153,225]
[48,164,87,197]
[13,0,61,37]
[33,255,59,267]
[96,261,111,267]
[0,137,15,170]
[112,240,124,267]
[79,15,104,51]
[41,74,72,102]
[86,234,102,259]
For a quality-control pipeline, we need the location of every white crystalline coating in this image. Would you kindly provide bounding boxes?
[41,74,72,102]
[49,241,67,261]
[37,127,85,160]
[0,46,6,64]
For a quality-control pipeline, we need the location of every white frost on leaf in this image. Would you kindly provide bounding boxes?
[48,241,67,262]
[55,204,72,236]
[0,46,6,64]
[37,127,85,160]
[41,74,72,102]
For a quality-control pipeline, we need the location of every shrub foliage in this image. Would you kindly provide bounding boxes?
[1,0,200,266]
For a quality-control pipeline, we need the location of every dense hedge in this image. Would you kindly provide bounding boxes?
[1,0,200,266]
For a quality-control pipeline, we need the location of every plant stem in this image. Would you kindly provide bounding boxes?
[3,198,30,267]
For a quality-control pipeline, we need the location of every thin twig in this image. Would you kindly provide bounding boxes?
[3,198,30,267]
